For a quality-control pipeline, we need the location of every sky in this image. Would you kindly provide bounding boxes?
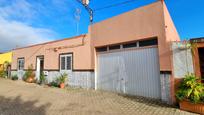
[0,0,203,52]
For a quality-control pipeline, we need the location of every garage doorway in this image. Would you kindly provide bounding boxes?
[97,47,161,99]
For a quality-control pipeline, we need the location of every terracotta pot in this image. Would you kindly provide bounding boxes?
[26,77,33,83]
[60,83,65,89]
[179,101,204,114]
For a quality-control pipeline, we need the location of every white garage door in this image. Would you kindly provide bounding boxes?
[97,47,161,99]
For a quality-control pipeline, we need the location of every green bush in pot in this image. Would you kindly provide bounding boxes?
[23,64,35,83]
[56,73,67,88]
[176,73,204,103]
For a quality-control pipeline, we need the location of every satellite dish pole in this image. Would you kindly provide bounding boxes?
[76,0,93,23]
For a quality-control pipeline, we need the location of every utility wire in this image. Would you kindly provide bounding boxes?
[93,0,139,11]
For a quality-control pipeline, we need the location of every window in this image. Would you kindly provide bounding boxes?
[139,38,158,47]
[96,47,107,52]
[123,42,137,48]
[17,58,24,70]
[60,54,72,71]
[109,45,121,50]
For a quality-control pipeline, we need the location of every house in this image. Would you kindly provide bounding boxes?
[190,37,204,82]
[171,37,204,104]
[11,0,180,104]
[11,34,95,88]
[0,52,12,71]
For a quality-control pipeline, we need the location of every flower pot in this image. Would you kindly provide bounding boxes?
[60,83,65,89]
[26,77,34,83]
[179,101,204,114]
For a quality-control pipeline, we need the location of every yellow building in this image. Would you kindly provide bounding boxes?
[0,52,12,70]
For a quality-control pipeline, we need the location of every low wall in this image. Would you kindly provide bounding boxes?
[11,71,95,89]
[172,42,194,78]
[11,71,25,80]
[171,42,195,104]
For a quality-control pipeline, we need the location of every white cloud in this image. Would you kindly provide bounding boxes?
[0,0,35,21]
[0,17,56,52]
[0,0,58,52]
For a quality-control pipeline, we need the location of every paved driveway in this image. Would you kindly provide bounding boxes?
[0,78,197,115]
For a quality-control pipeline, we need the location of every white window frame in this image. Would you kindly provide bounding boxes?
[17,58,24,71]
[60,54,72,71]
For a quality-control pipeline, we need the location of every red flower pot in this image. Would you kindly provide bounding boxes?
[60,83,65,89]
[179,101,204,114]
[26,77,34,83]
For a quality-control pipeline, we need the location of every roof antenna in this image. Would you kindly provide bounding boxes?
[74,8,81,35]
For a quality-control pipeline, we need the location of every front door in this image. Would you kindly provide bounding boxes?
[198,48,204,83]
[36,56,44,81]
[17,58,24,80]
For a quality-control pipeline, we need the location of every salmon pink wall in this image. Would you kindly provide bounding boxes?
[11,34,94,70]
[11,1,180,72]
[90,1,180,71]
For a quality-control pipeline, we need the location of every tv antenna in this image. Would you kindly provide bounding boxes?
[74,8,81,35]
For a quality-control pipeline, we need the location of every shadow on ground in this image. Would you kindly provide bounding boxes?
[0,95,51,115]
[118,94,176,108]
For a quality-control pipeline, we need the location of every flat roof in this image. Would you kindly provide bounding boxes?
[92,1,160,25]
[13,34,86,50]
[190,37,204,43]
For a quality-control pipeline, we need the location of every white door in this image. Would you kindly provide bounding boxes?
[97,47,161,99]
[17,58,24,80]
[36,57,44,81]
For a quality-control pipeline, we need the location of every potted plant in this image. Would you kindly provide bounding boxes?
[176,73,204,114]
[23,64,35,83]
[57,73,67,88]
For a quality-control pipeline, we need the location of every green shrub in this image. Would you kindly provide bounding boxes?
[39,73,46,84]
[0,70,7,78]
[49,73,67,87]
[0,61,11,78]
[49,81,59,87]
[176,73,204,103]
[11,75,18,81]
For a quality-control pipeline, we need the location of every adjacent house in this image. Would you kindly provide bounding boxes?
[0,52,12,71]
[171,37,204,104]
[190,37,204,83]
[11,1,181,104]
